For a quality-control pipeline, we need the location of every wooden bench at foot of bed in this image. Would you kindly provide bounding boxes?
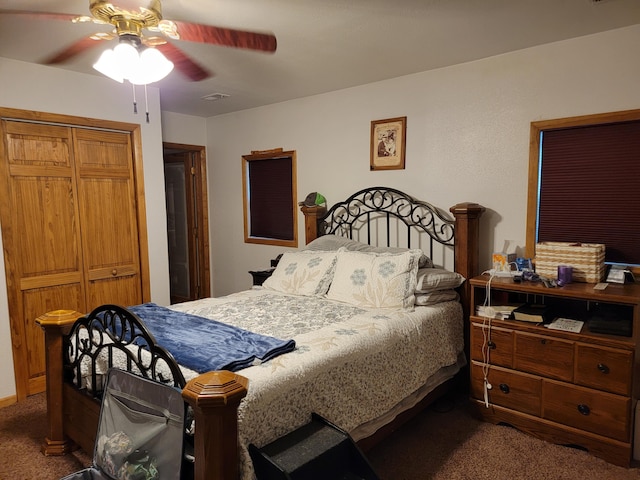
[37,195,484,480]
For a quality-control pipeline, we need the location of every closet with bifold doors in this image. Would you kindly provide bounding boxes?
[0,109,151,400]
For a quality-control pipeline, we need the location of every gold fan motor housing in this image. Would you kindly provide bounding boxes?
[90,0,162,37]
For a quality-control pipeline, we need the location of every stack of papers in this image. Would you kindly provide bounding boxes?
[476,304,522,320]
[546,317,584,333]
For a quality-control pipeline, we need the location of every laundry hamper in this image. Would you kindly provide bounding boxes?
[60,368,187,480]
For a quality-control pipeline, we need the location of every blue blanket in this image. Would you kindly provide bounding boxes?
[128,303,296,373]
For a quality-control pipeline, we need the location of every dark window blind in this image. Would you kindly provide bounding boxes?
[538,121,640,265]
[248,156,294,240]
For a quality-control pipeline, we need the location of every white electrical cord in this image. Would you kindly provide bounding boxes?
[480,270,496,408]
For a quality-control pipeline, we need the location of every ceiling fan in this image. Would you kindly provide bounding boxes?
[1,0,277,83]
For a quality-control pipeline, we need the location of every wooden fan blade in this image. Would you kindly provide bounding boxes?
[42,36,102,65]
[0,10,80,22]
[172,20,277,53]
[155,42,212,82]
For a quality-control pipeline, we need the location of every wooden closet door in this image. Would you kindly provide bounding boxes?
[73,129,143,309]
[1,112,150,400]
[0,120,85,398]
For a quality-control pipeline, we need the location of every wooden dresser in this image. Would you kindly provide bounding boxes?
[469,274,640,467]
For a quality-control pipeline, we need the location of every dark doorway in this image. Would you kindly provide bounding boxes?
[163,143,210,304]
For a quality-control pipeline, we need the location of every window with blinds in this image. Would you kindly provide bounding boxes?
[242,150,298,247]
[527,112,640,266]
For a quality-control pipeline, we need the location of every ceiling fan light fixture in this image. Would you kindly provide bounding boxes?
[130,47,174,85]
[93,39,173,85]
[93,48,124,83]
[113,42,139,71]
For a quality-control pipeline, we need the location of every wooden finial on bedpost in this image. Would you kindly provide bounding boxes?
[36,310,83,456]
[450,203,485,319]
[182,371,249,480]
[300,205,327,244]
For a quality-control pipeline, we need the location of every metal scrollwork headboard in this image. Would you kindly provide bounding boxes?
[318,186,455,258]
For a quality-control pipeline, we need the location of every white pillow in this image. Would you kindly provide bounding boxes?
[305,234,433,268]
[415,268,465,293]
[263,250,337,296]
[326,249,421,309]
[414,290,460,306]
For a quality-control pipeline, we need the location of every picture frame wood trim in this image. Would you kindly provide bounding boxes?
[370,116,407,171]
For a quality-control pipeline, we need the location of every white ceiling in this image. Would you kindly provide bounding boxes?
[1,0,640,118]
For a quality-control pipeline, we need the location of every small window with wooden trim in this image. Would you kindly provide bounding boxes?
[525,109,640,267]
[242,148,298,247]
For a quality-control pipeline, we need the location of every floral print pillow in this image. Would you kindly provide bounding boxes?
[263,251,338,296]
[327,249,421,309]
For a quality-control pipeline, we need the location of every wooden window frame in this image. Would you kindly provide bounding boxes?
[525,108,640,268]
[242,148,298,247]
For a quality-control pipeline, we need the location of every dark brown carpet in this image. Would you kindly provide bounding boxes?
[1,392,639,479]
[0,394,91,479]
[368,395,640,480]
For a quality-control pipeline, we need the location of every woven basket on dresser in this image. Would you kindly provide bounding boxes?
[535,241,605,283]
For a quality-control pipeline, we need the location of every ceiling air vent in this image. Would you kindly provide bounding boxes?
[202,93,230,101]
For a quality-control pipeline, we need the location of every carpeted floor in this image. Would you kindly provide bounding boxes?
[368,395,640,480]
[0,393,91,479]
[1,392,639,479]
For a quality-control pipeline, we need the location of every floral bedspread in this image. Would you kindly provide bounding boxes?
[170,289,464,480]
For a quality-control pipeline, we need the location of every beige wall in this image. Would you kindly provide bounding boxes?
[0,58,172,400]
[203,25,640,297]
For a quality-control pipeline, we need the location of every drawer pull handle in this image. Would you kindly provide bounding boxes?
[111,269,118,276]
[597,363,610,374]
[487,341,496,350]
[577,404,591,416]
[540,339,547,345]
[499,383,510,394]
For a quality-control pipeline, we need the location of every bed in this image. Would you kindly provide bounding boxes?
[37,186,484,480]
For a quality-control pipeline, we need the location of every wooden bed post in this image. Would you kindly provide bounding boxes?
[182,371,249,480]
[36,310,82,456]
[450,202,485,318]
[300,204,327,244]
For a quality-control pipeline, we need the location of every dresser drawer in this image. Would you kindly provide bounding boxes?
[543,380,631,442]
[471,361,541,416]
[470,323,513,368]
[514,332,573,382]
[574,343,633,396]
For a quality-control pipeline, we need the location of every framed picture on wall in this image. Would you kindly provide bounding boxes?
[370,116,406,170]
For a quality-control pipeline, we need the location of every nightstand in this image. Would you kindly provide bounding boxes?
[249,254,282,286]
[249,269,274,286]
[468,274,640,467]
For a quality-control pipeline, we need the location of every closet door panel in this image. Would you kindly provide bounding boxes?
[13,176,80,276]
[0,120,85,398]
[22,284,84,393]
[74,129,142,309]
[87,275,142,310]
[5,122,71,166]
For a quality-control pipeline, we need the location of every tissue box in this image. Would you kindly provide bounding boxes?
[535,241,605,283]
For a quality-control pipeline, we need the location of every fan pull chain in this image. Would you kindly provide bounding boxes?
[144,84,150,123]
[132,83,138,114]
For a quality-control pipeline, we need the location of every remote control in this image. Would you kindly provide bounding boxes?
[593,282,609,290]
